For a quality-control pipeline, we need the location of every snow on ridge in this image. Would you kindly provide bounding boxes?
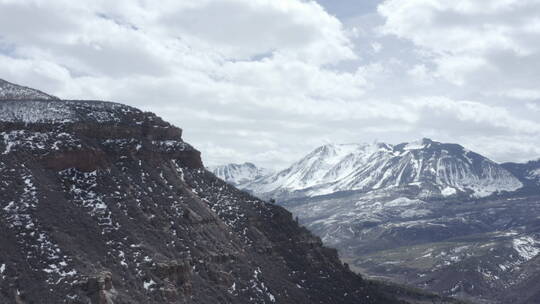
[245,142,386,194]
[0,99,140,124]
[0,100,73,123]
[0,79,57,101]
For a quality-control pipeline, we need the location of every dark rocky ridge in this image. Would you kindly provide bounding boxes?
[0,82,461,304]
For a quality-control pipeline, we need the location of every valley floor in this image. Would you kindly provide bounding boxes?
[283,191,540,304]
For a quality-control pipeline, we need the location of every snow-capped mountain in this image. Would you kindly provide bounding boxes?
[0,79,58,100]
[210,162,271,187]
[244,138,523,200]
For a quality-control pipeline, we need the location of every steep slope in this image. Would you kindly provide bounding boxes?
[210,162,271,187]
[0,80,451,304]
[245,138,522,201]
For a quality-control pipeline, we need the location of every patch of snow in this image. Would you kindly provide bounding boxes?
[0,79,56,100]
[386,197,425,207]
[246,267,276,302]
[477,267,500,281]
[143,279,156,290]
[228,282,237,295]
[513,236,540,261]
[399,209,431,218]
[441,186,457,196]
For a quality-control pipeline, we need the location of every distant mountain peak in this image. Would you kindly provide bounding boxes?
[210,162,272,187]
[0,78,59,101]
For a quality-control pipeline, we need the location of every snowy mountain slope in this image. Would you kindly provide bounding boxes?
[244,138,523,200]
[244,144,378,194]
[0,79,58,100]
[210,162,272,187]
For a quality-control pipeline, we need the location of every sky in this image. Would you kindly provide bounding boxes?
[1,0,539,169]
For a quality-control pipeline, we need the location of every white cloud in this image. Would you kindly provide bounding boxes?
[404,97,540,135]
[407,64,433,84]
[371,42,382,53]
[0,0,539,168]
[433,55,489,86]
[495,88,540,100]
[155,0,357,64]
[378,0,540,89]
[378,0,540,55]
[0,0,366,168]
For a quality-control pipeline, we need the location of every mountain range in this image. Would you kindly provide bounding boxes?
[215,139,540,303]
[234,139,528,201]
[0,79,464,304]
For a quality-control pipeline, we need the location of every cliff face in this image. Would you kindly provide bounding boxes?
[0,95,407,303]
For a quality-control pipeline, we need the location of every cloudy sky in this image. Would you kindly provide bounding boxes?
[1,0,539,169]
